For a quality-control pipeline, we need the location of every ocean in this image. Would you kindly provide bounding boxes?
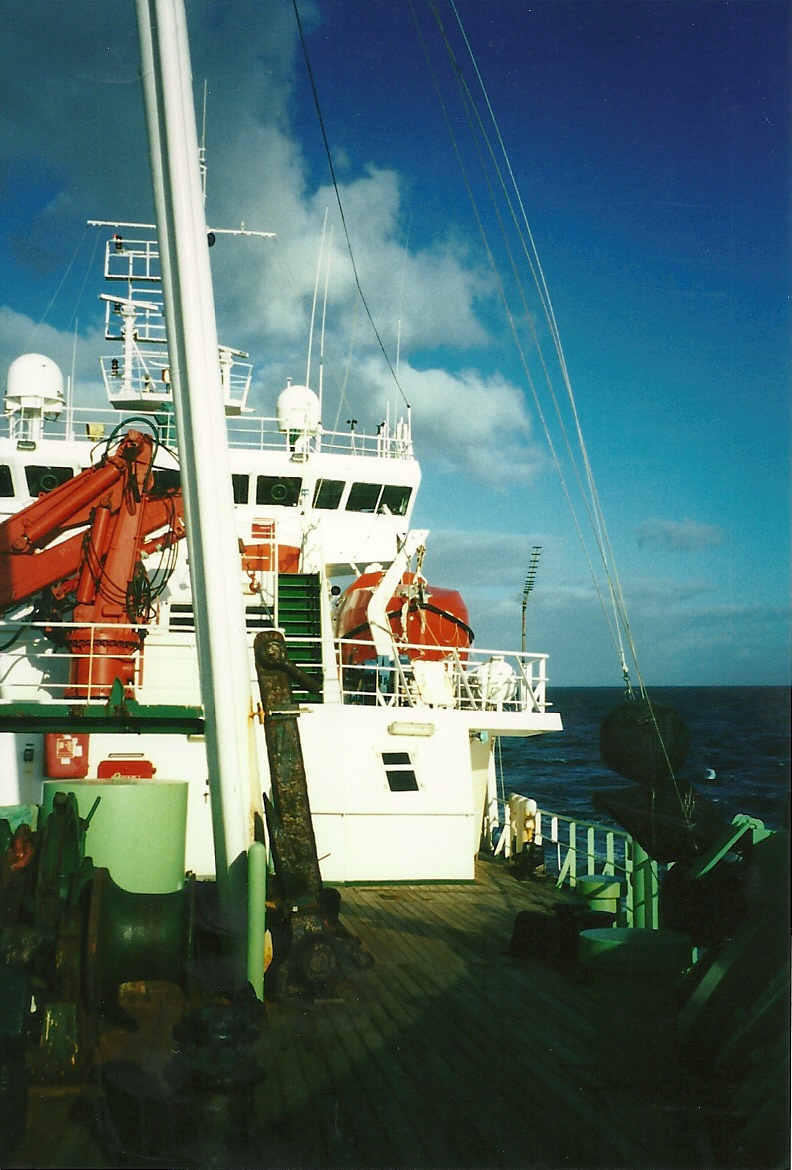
[499,686,791,832]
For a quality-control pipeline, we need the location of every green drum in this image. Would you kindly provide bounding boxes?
[41,780,188,893]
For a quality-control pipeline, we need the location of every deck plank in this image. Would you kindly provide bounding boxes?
[13,855,704,1169]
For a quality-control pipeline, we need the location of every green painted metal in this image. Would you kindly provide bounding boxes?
[579,927,692,974]
[277,572,323,700]
[41,780,188,893]
[687,813,770,879]
[575,873,627,916]
[246,840,267,1001]
[0,700,204,734]
[580,927,693,1095]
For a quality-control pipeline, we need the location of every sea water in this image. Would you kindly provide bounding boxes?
[499,686,791,832]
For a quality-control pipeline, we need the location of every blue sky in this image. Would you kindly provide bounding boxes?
[1,0,789,686]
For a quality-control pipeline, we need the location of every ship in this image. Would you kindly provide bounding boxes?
[0,1,788,1168]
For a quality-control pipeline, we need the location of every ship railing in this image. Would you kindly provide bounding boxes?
[334,637,553,714]
[0,407,416,461]
[100,348,252,417]
[501,795,662,928]
[223,416,414,459]
[103,235,161,283]
[100,348,174,405]
[0,619,325,707]
[0,619,203,707]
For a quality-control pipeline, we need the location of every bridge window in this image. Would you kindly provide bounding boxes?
[313,478,344,510]
[25,466,73,496]
[382,751,419,792]
[151,468,181,494]
[380,485,412,516]
[0,465,14,497]
[232,474,250,504]
[346,482,412,515]
[256,475,301,507]
[346,482,381,513]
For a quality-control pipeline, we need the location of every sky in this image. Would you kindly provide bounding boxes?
[0,0,789,687]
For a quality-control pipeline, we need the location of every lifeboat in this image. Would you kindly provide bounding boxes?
[335,571,474,664]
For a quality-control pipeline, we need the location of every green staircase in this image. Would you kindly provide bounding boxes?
[277,573,323,701]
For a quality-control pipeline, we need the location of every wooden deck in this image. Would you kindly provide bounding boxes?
[14,856,704,1169]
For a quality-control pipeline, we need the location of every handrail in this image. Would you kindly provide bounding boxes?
[0,618,551,719]
[503,797,662,928]
[0,406,416,460]
[334,635,553,714]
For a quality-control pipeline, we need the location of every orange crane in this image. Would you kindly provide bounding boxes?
[0,429,185,699]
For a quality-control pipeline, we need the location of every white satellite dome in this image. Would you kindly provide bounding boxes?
[276,382,320,435]
[5,353,64,417]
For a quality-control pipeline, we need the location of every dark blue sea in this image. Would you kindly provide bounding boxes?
[499,686,790,832]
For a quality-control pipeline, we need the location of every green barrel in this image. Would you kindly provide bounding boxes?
[575,874,627,916]
[40,780,188,893]
[579,927,692,1094]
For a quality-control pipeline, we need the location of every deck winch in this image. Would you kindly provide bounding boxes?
[0,790,196,1110]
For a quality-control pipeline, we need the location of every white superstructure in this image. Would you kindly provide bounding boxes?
[0,227,561,884]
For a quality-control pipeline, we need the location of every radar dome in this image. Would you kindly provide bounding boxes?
[5,353,64,416]
[276,383,320,435]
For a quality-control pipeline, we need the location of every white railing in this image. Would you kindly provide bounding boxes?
[335,637,552,714]
[0,618,549,715]
[223,415,414,459]
[0,406,415,461]
[104,235,161,283]
[0,620,202,707]
[500,797,662,927]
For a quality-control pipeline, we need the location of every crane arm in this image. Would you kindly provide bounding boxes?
[0,431,184,613]
[0,430,186,699]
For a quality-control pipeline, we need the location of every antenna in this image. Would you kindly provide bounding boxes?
[521,545,542,653]
[307,208,329,388]
[67,318,78,442]
[318,223,333,420]
[200,80,208,202]
[395,215,411,397]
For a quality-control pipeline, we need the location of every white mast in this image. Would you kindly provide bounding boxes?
[135,0,261,906]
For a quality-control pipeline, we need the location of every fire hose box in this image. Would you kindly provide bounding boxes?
[44,732,89,779]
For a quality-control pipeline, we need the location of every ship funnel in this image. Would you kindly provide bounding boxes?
[4,353,64,445]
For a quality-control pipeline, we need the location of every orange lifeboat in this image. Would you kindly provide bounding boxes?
[335,571,474,664]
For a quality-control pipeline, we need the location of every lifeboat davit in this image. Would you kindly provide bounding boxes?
[335,571,474,664]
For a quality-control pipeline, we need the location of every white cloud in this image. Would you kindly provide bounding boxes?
[2,0,538,486]
[636,517,724,552]
[0,307,106,408]
[367,360,542,484]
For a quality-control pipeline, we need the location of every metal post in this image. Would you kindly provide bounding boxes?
[630,837,659,928]
[135,0,261,910]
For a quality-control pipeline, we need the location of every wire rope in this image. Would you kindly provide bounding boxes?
[292,0,410,410]
[421,0,691,825]
[20,227,90,352]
